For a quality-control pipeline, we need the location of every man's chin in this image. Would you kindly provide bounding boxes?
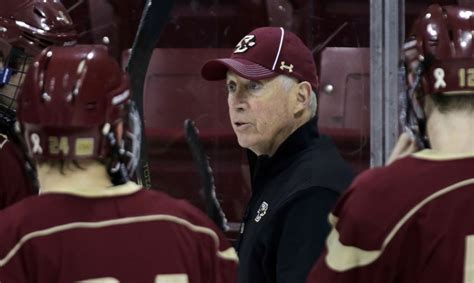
[237,138,260,154]
[236,137,253,149]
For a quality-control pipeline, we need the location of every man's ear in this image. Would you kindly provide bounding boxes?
[293,81,312,116]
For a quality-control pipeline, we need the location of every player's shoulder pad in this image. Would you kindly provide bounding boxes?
[330,162,417,246]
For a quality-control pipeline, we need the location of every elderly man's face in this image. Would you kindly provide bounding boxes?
[226,71,298,156]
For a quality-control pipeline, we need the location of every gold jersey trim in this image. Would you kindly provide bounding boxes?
[77,278,119,283]
[0,133,8,149]
[39,181,141,198]
[441,90,474,95]
[413,149,474,161]
[0,213,238,268]
[325,178,474,272]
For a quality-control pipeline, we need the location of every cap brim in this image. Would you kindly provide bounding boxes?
[201,58,278,81]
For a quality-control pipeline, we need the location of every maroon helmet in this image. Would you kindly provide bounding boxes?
[0,0,77,57]
[16,45,140,184]
[0,0,77,131]
[402,4,474,147]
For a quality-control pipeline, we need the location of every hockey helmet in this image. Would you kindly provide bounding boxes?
[16,45,140,184]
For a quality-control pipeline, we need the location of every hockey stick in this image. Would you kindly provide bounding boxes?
[126,0,174,188]
[184,119,228,231]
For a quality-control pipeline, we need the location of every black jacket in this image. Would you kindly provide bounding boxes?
[236,118,354,283]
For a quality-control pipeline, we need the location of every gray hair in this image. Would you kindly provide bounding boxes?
[279,75,318,118]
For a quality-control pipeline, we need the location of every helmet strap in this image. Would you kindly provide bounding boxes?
[404,61,431,149]
[105,129,129,185]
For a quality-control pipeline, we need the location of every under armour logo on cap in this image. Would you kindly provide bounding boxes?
[234,35,256,54]
[280,61,294,73]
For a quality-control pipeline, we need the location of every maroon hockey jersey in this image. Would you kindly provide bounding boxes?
[0,182,238,282]
[307,150,474,283]
[0,136,36,209]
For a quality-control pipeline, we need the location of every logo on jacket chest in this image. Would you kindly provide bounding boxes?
[254,201,269,222]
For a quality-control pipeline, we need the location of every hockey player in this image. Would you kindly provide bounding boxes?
[0,0,77,209]
[307,4,474,283]
[0,45,237,282]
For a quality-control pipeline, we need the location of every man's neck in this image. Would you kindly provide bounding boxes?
[38,160,114,193]
[427,109,474,154]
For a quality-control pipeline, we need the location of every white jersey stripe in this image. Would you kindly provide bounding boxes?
[413,149,474,161]
[0,134,8,149]
[0,214,238,268]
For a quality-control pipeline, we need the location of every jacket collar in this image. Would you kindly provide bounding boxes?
[248,117,319,178]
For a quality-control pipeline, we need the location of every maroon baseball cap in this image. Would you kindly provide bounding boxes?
[201,27,319,91]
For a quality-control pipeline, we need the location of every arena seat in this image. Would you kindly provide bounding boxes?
[318,47,370,173]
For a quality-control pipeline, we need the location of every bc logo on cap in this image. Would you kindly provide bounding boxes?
[234,35,256,54]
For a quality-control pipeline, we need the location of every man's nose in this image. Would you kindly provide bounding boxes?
[228,92,247,112]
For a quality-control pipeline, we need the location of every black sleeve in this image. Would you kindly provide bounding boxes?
[275,187,340,283]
